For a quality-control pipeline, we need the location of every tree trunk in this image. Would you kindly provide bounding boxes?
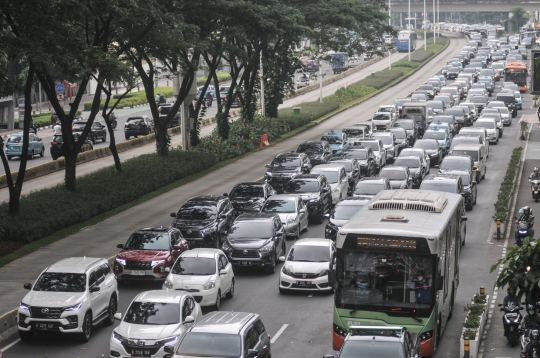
[64,152,78,192]
[155,125,169,156]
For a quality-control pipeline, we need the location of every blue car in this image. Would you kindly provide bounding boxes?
[5,131,45,160]
[321,130,348,155]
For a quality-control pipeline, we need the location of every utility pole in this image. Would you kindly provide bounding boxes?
[424,0,427,50]
[260,52,265,117]
[319,62,323,103]
[38,82,42,114]
[389,0,391,26]
[433,0,436,43]
[408,0,411,61]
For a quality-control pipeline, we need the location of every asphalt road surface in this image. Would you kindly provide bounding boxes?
[1,32,527,358]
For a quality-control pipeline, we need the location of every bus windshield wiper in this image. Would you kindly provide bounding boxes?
[378,308,423,323]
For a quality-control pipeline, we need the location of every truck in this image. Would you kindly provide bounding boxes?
[330,52,349,74]
[401,102,428,136]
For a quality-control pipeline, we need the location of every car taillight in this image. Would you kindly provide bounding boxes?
[51,141,57,146]
[140,122,146,126]
[72,127,76,131]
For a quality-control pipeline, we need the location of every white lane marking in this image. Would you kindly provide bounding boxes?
[1,338,21,351]
[271,324,289,344]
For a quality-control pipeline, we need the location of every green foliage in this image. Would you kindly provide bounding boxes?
[84,87,173,111]
[325,85,376,105]
[463,314,481,329]
[391,60,419,69]
[0,150,217,243]
[464,303,486,315]
[473,294,487,304]
[355,70,404,89]
[493,147,523,222]
[278,101,339,124]
[197,72,231,85]
[462,329,477,340]
[409,50,434,63]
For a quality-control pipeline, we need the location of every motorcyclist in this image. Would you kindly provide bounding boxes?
[501,286,521,336]
[522,304,540,330]
[205,92,213,107]
[519,206,535,230]
[521,327,540,358]
[530,167,540,182]
[110,112,118,129]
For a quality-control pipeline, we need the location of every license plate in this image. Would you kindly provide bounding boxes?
[187,240,196,246]
[13,146,20,150]
[239,261,252,266]
[131,349,152,357]
[130,270,145,276]
[35,323,54,330]
[297,281,311,286]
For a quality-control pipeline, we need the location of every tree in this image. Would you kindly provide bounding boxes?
[510,7,527,33]
[491,237,540,304]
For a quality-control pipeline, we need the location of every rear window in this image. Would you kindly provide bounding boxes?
[126,118,143,123]
[7,136,22,143]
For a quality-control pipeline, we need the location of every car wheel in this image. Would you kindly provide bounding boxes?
[19,330,34,341]
[295,224,301,240]
[125,135,130,140]
[267,253,277,274]
[28,150,34,160]
[52,155,57,160]
[226,279,235,299]
[499,130,503,138]
[77,312,92,342]
[102,133,107,143]
[39,148,44,157]
[281,240,286,257]
[213,290,221,310]
[473,190,477,205]
[7,156,12,160]
[103,295,117,326]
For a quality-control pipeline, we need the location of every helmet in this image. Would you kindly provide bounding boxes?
[528,304,536,316]
[535,167,539,174]
[524,206,531,215]
[507,286,513,294]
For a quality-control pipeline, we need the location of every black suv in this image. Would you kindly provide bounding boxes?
[124,116,155,139]
[221,213,286,274]
[226,182,276,216]
[264,152,312,193]
[50,133,93,160]
[170,196,235,248]
[158,105,180,127]
[441,169,477,210]
[72,121,107,144]
[296,140,332,166]
[338,148,376,177]
[329,157,362,195]
[496,93,517,118]
[283,174,332,223]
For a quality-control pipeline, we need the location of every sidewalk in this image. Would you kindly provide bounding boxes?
[482,116,539,358]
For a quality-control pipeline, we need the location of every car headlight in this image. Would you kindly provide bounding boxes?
[163,279,173,289]
[115,258,126,266]
[288,216,296,223]
[259,241,274,253]
[64,302,83,311]
[19,302,30,311]
[282,266,292,276]
[201,226,215,235]
[203,279,215,290]
[151,260,166,268]
[308,198,319,203]
[325,224,337,234]
[113,331,127,344]
[222,241,233,252]
[319,269,329,277]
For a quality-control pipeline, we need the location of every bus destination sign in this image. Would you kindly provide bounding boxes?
[357,236,417,250]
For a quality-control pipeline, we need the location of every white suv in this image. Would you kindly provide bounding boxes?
[18,257,119,342]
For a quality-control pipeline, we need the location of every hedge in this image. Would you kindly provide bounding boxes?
[196,72,231,85]
[409,50,434,62]
[0,150,218,243]
[493,146,523,222]
[83,86,173,111]
[355,69,404,89]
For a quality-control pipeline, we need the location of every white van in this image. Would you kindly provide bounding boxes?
[451,143,487,183]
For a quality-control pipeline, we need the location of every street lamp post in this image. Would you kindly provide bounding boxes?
[408,0,411,61]
[319,63,323,103]
[260,52,265,116]
[424,0,427,50]
[433,0,436,44]
[437,0,439,38]
[389,0,391,26]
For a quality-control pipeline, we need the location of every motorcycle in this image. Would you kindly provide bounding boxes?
[515,217,533,247]
[532,180,540,202]
[521,326,540,357]
[498,303,523,347]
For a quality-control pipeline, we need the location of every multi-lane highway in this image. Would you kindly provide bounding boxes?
[0,31,531,358]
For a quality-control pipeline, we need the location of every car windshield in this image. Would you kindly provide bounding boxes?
[272,157,300,167]
[377,107,393,113]
[394,158,420,168]
[420,181,459,193]
[229,221,273,238]
[476,121,495,129]
[497,96,514,103]
[470,96,487,103]
[394,99,410,106]
[177,333,241,357]
[171,257,216,275]
[423,131,446,140]
[311,169,338,183]
[287,245,330,262]
[497,108,509,115]
[262,199,296,213]
[445,109,462,116]
[340,341,404,358]
[159,106,172,115]
[452,150,479,161]
[72,123,87,129]
[230,185,264,198]
[332,204,364,220]
[373,135,392,145]
[178,203,217,221]
[414,140,437,150]
[354,182,385,195]
[492,63,504,70]
[124,302,180,325]
[124,233,170,250]
[393,121,414,130]
[321,135,341,144]
[373,114,390,121]
[441,158,470,170]
[285,180,320,193]
[354,141,378,151]
[297,143,323,155]
[340,150,368,160]
[379,169,407,180]
[33,273,86,292]
[390,130,406,139]
[427,102,443,110]
[343,129,365,137]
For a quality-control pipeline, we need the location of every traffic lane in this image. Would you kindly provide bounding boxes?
[2,221,332,358]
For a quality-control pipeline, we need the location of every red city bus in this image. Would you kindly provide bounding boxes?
[504,61,528,92]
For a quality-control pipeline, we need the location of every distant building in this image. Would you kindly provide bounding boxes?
[0,96,15,130]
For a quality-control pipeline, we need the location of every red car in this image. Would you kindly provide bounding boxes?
[114,227,189,281]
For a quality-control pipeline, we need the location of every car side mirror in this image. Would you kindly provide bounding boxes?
[164,346,175,354]
[114,312,122,321]
[223,193,229,197]
[184,315,195,325]
[461,216,468,222]
[117,244,124,249]
[278,256,286,262]
[90,286,100,293]
[23,283,32,290]
[434,165,440,168]
[165,267,171,273]
[170,212,177,218]
[220,269,228,276]
[247,349,259,358]
[265,164,271,168]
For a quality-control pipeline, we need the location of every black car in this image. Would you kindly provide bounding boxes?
[325,197,369,241]
[227,182,276,216]
[296,140,332,166]
[72,121,106,144]
[393,156,426,188]
[170,196,235,248]
[221,213,286,274]
[264,152,312,193]
[414,138,443,166]
[441,169,477,210]
[50,133,93,160]
[283,174,332,223]
[495,93,517,118]
[337,148,376,177]
[447,66,460,79]
[158,105,180,127]
[444,107,469,128]
[329,157,362,195]
[392,120,417,146]
[387,128,409,154]
[124,115,155,139]
[378,166,412,189]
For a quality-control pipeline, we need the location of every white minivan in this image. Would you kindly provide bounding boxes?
[451,143,487,183]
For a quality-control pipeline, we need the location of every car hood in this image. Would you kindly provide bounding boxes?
[230,197,265,210]
[329,218,349,227]
[329,143,343,150]
[117,250,170,261]
[409,168,421,175]
[169,274,214,287]
[388,180,407,189]
[23,291,86,308]
[297,193,320,201]
[227,237,271,249]
[424,148,437,155]
[284,261,330,275]
[172,219,214,229]
[275,213,296,224]
[115,322,182,340]
[267,167,301,174]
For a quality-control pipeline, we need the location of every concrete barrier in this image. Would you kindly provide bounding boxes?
[0,309,17,343]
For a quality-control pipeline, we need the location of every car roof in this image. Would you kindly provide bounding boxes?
[299,140,326,146]
[452,144,482,150]
[181,248,221,259]
[293,238,332,247]
[311,164,345,170]
[442,168,472,176]
[443,155,472,162]
[191,311,256,334]
[47,257,104,273]
[276,152,303,158]
[359,177,387,183]
[395,155,421,162]
[234,213,277,222]
[380,166,408,172]
[135,290,189,303]
[424,174,460,182]
[187,195,227,203]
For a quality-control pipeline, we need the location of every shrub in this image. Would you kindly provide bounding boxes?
[462,329,477,340]
[463,314,480,329]
[0,150,218,244]
[325,85,376,105]
[84,86,173,111]
[410,50,434,62]
[356,70,404,89]
[196,72,231,85]
[473,294,487,304]
[391,60,420,69]
[464,303,485,315]
[278,101,339,125]
[493,147,523,222]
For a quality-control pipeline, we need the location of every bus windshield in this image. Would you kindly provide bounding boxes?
[505,69,527,84]
[335,250,435,317]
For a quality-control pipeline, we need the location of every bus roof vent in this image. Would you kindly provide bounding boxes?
[369,190,448,213]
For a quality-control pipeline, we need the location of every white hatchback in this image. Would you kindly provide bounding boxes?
[163,249,234,310]
[279,238,335,292]
[110,290,202,358]
[310,164,349,204]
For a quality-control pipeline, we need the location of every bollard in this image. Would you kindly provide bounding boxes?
[496,219,501,240]
[464,339,470,358]
[480,286,485,295]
